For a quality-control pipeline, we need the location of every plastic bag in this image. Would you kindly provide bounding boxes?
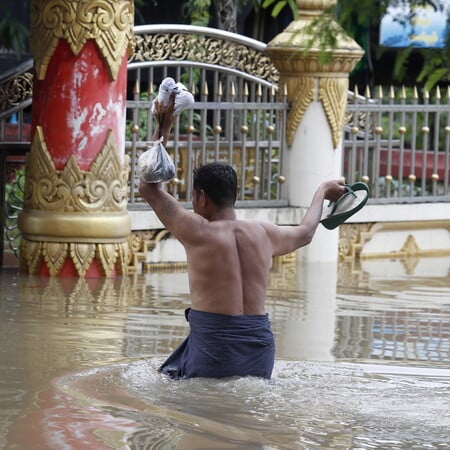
[151,77,195,115]
[137,137,176,183]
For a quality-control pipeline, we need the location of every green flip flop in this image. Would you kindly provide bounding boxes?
[320,182,369,230]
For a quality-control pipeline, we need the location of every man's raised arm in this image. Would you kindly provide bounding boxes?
[261,180,346,256]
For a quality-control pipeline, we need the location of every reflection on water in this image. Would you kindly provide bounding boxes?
[0,256,449,449]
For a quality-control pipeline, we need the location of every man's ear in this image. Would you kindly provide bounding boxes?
[199,189,208,207]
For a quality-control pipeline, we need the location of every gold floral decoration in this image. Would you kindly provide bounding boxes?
[285,76,315,145]
[20,238,130,277]
[24,126,129,213]
[338,223,374,260]
[319,77,349,148]
[131,32,279,84]
[0,69,33,113]
[30,0,135,80]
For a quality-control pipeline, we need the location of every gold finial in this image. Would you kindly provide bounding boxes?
[133,80,140,95]
[218,81,223,97]
[377,85,383,99]
[389,86,395,99]
[231,81,236,97]
[413,86,419,99]
[364,85,371,100]
[202,82,209,96]
[400,85,406,99]
[256,84,262,97]
[256,83,262,97]
[244,83,249,97]
[436,85,441,100]
[423,89,429,99]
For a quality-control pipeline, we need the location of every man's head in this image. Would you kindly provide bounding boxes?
[193,163,237,210]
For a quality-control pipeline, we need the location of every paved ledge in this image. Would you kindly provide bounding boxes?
[129,203,449,230]
[349,202,450,224]
[129,207,305,230]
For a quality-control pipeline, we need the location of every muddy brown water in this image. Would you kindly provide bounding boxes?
[0,257,449,449]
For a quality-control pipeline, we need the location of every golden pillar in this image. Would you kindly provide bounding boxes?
[19,0,134,277]
[265,0,364,149]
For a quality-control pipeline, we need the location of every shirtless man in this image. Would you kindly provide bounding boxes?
[139,96,345,379]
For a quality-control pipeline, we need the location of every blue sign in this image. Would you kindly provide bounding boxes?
[380,0,450,48]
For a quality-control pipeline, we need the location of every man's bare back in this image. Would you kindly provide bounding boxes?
[185,219,274,316]
[139,172,344,316]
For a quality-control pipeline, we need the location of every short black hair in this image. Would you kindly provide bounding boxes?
[193,162,237,207]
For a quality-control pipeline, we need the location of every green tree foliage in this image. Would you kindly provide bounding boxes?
[0,5,29,58]
[262,0,449,89]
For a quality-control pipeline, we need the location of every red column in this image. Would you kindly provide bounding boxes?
[19,0,135,277]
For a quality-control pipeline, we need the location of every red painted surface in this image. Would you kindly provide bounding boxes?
[32,39,127,171]
[344,148,449,180]
[378,148,449,179]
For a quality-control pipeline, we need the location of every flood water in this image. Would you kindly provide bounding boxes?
[0,256,449,449]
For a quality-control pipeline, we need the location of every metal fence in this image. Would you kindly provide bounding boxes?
[343,86,450,202]
[126,25,287,207]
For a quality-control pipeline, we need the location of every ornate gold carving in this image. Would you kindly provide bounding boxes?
[20,238,130,276]
[400,234,420,256]
[25,126,129,213]
[96,243,118,277]
[285,76,315,145]
[127,230,160,273]
[19,125,131,277]
[42,241,69,276]
[20,239,42,274]
[319,77,348,148]
[0,69,33,113]
[70,242,96,277]
[30,0,134,80]
[339,223,375,260]
[131,32,278,84]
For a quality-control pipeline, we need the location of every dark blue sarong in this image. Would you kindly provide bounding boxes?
[159,308,275,379]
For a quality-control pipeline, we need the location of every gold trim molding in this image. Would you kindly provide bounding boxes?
[339,221,450,261]
[30,0,135,80]
[283,76,348,147]
[19,239,130,276]
[319,77,348,148]
[285,76,315,145]
[131,32,278,85]
[339,223,375,260]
